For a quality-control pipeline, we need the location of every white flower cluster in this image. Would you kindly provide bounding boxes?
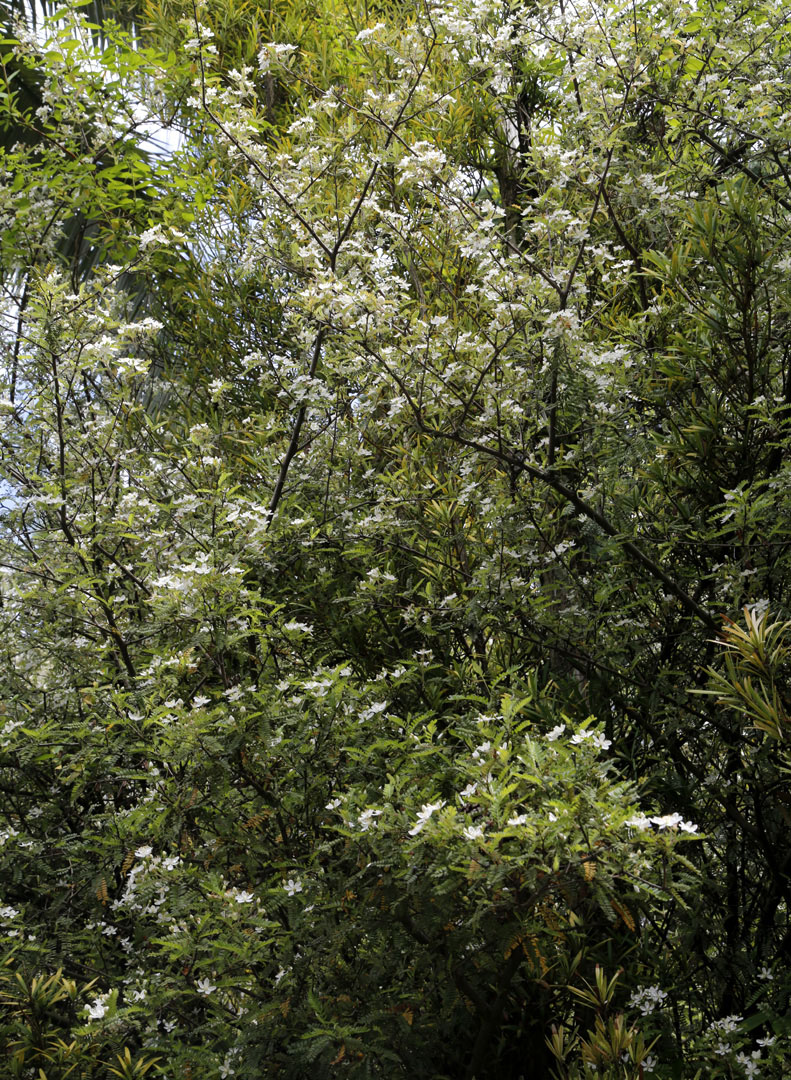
[84,992,111,1020]
[111,846,180,919]
[408,801,445,836]
[357,808,382,831]
[735,1051,763,1078]
[628,985,668,1015]
[359,700,388,722]
[396,142,448,184]
[138,224,186,249]
[258,42,298,74]
[570,729,612,751]
[711,1014,742,1034]
[626,812,698,834]
[356,22,385,42]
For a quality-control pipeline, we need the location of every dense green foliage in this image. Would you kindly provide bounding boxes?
[1,0,790,1076]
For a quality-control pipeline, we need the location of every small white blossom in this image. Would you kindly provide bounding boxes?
[626,813,652,831]
[712,1015,743,1034]
[651,813,697,833]
[356,22,385,41]
[357,808,382,831]
[570,729,611,750]
[196,978,216,995]
[283,878,303,896]
[629,986,667,1015]
[735,1051,761,1078]
[85,996,109,1020]
[258,42,297,73]
[360,701,388,721]
[408,801,445,836]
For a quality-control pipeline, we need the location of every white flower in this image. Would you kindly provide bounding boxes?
[544,309,580,339]
[463,824,484,840]
[546,724,565,741]
[233,890,255,903]
[757,966,773,980]
[408,801,445,836]
[357,808,382,831]
[642,1055,657,1073]
[459,783,478,800]
[356,22,385,41]
[570,728,611,749]
[651,813,697,833]
[258,42,297,73]
[326,798,342,810]
[651,812,683,829]
[629,986,667,1015]
[139,224,167,248]
[85,996,108,1020]
[139,224,185,249]
[283,620,313,634]
[507,813,528,826]
[196,978,216,995]
[735,1051,761,1078]
[677,819,698,833]
[135,845,153,859]
[712,1015,742,1034]
[360,701,388,721]
[283,878,303,896]
[626,813,652,831]
[209,378,227,401]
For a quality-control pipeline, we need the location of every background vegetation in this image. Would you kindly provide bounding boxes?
[1,0,790,1075]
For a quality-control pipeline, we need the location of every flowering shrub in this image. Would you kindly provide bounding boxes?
[2,0,791,1076]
